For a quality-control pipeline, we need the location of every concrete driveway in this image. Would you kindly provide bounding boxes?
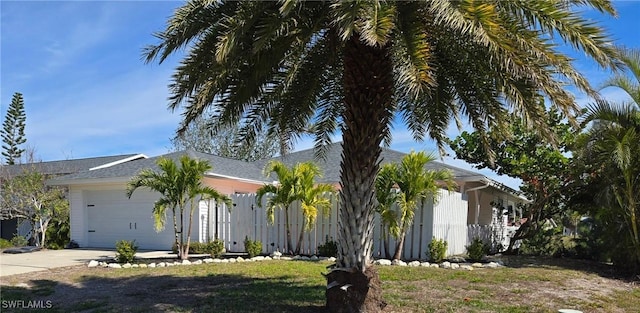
[0,249,116,277]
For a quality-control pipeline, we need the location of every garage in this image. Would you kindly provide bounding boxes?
[85,189,176,250]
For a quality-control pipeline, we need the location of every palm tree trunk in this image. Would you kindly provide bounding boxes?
[295,223,305,255]
[285,207,293,254]
[392,230,407,261]
[325,35,393,313]
[172,207,180,259]
[185,199,196,261]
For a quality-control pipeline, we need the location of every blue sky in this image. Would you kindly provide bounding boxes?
[1,1,639,189]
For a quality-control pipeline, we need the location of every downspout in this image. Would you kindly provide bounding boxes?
[465,183,490,225]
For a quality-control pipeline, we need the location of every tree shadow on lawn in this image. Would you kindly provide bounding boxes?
[496,255,631,280]
[7,273,327,313]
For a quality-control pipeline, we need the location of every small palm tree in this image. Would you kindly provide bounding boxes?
[378,151,456,260]
[127,155,230,260]
[295,163,335,255]
[375,163,399,259]
[257,160,334,255]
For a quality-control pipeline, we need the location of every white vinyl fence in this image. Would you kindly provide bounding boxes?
[202,190,469,260]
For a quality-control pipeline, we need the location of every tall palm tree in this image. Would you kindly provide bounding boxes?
[127,155,230,260]
[144,1,619,310]
[579,46,640,273]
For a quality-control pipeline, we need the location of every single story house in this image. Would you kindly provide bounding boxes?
[44,143,526,258]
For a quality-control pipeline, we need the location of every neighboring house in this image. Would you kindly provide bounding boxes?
[47,143,526,259]
[0,154,147,241]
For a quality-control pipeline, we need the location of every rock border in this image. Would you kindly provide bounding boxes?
[87,251,504,271]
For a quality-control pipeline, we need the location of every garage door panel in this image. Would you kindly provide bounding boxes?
[86,190,176,250]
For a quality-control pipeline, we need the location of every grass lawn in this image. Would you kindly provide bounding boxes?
[0,256,638,312]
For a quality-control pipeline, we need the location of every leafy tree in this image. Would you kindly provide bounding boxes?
[573,46,640,273]
[1,92,27,165]
[376,151,455,260]
[256,160,334,255]
[144,1,619,310]
[127,155,231,260]
[0,167,68,247]
[449,104,576,252]
[172,109,283,161]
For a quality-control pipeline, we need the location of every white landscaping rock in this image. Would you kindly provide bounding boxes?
[132,264,140,268]
[264,256,272,261]
[88,260,99,268]
[280,256,293,261]
[485,262,500,268]
[450,263,460,269]
[440,261,451,269]
[122,263,132,269]
[252,256,266,261]
[310,255,319,261]
[193,260,203,265]
[408,261,421,267]
[236,257,245,263]
[392,259,407,266]
[471,263,483,268]
[375,259,392,266]
[149,263,157,268]
[327,257,336,262]
[461,265,473,271]
[158,262,166,267]
[166,262,175,267]
[108,263,122,269]
[228,258,237,263]
[139,264,148,268]
[420,262,430,267]
[270,251,282,257]
[220,259,229,263]
[182,260,191,265]
[430,263,439,268]
[212,258,222,263]
[203,258,214,264]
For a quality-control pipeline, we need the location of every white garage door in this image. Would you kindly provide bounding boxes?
[86,190,175,250]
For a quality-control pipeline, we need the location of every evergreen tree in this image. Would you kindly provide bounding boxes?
[1,92,27,165]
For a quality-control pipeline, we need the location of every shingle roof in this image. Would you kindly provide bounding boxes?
[49,150,265,183]
[1,154,142,178]
[47,143,498,189]
[261,142,483,184]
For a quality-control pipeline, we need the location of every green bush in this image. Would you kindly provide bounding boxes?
[207,239,226,258]
[0,238,12,249]
[115,240,138,263]
[46,217,70,250]
[244,236,262,258]
[520,226,576,257]
[317,236,338,257]
[10,235,28,247]
[466,237,490,262]
[428,237,448,263]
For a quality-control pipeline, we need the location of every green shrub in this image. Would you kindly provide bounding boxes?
[115,240,138,263]
[46,217,70,250]
[244,236,262,258]
[520,226,577,257]
[466,237,490,262]
[10,235,28,247]
[317,236,338,257]
[428,237,448,263]
[207,239,226,258]
[0,238,12,249]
